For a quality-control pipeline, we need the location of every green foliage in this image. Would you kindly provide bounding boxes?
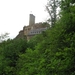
[0,38,27,75]
[0,33,9,42]
[0,0,75,75]
[46,0,60,26]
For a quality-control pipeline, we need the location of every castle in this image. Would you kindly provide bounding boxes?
[16,14,49,40]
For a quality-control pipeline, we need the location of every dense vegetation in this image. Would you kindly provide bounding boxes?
[0,0,75,75]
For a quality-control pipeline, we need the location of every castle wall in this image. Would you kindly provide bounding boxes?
[16,14,49,40]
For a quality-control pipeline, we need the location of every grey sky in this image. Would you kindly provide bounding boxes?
[0,0,48,38]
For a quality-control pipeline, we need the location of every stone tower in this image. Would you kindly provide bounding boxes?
[29,14,35,25]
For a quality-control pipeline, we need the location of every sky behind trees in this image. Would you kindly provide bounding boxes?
[0,0,48,38]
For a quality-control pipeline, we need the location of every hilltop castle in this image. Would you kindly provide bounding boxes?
[16,14,49,40]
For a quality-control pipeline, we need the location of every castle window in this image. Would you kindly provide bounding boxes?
[28,28,31,30]
[39,31,40,33]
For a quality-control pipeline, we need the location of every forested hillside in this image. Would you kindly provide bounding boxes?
[0,0,75,75]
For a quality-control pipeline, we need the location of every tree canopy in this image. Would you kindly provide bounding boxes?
[0,0,75,75]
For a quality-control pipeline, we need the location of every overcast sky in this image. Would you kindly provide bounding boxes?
[0,0,48,39]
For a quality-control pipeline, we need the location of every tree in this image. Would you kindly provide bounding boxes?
[46,0,60,27]
[0,33,9,42]
[0,38,27,75]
